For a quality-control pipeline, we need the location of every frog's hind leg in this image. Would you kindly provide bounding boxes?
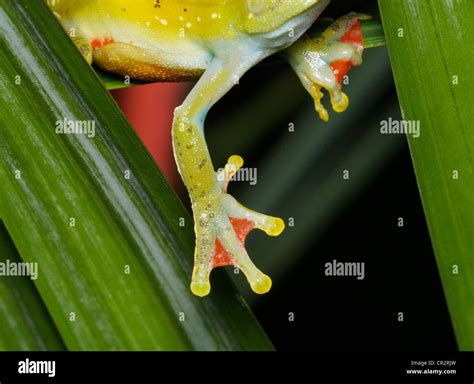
[192,155,284,296]
[283,13,369,121]
[92,42,205,82]
[172,50,284,297]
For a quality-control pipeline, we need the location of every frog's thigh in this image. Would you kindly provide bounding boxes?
[93,42,205,82]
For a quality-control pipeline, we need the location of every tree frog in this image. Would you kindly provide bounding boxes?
[46,0,366,297]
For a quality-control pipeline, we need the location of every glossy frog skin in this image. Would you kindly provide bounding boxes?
[47,0,366,297]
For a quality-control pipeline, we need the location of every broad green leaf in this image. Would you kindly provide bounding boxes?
[0,222,65,351]
[379,0,474,349]
[0,0,272,351]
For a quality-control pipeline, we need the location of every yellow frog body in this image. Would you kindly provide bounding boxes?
[47,0,366,297]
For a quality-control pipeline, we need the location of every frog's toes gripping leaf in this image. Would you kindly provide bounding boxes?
[286,13,369,122]
[190,155,285,297]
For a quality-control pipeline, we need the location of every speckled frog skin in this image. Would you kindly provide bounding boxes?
[47,0,366,297]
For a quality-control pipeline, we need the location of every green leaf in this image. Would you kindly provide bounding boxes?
[378,0,474,350]
[359,20,386,48]
[0,0,272,351]
[96,66,142,90]
[0,222,65,351]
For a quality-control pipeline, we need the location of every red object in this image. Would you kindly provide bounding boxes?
[330,60,353,86]
[91,37,115,50]
[91,37,115,51]
[340,19,364,47]
[330,20,364,85]
[212,218,255,268]
[112,82,191,191]
[91,38,102,50]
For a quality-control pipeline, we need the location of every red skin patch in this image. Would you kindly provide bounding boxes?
[340,19,364,47]
[330,60,353,86]
[91,37,115,51]
[330,20,364,85]
[212,218,255,268]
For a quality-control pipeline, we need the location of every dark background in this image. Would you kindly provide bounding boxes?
[252,143,457,352]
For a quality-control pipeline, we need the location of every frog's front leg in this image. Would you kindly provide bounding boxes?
[283,13,369,122]
[173,52,284,297]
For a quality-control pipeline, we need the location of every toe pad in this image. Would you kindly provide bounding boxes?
[190,281,211,297]
[250,275,272,295]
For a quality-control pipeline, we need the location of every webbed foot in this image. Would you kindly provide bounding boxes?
[284,13,370,121]
[190,155,285,297]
